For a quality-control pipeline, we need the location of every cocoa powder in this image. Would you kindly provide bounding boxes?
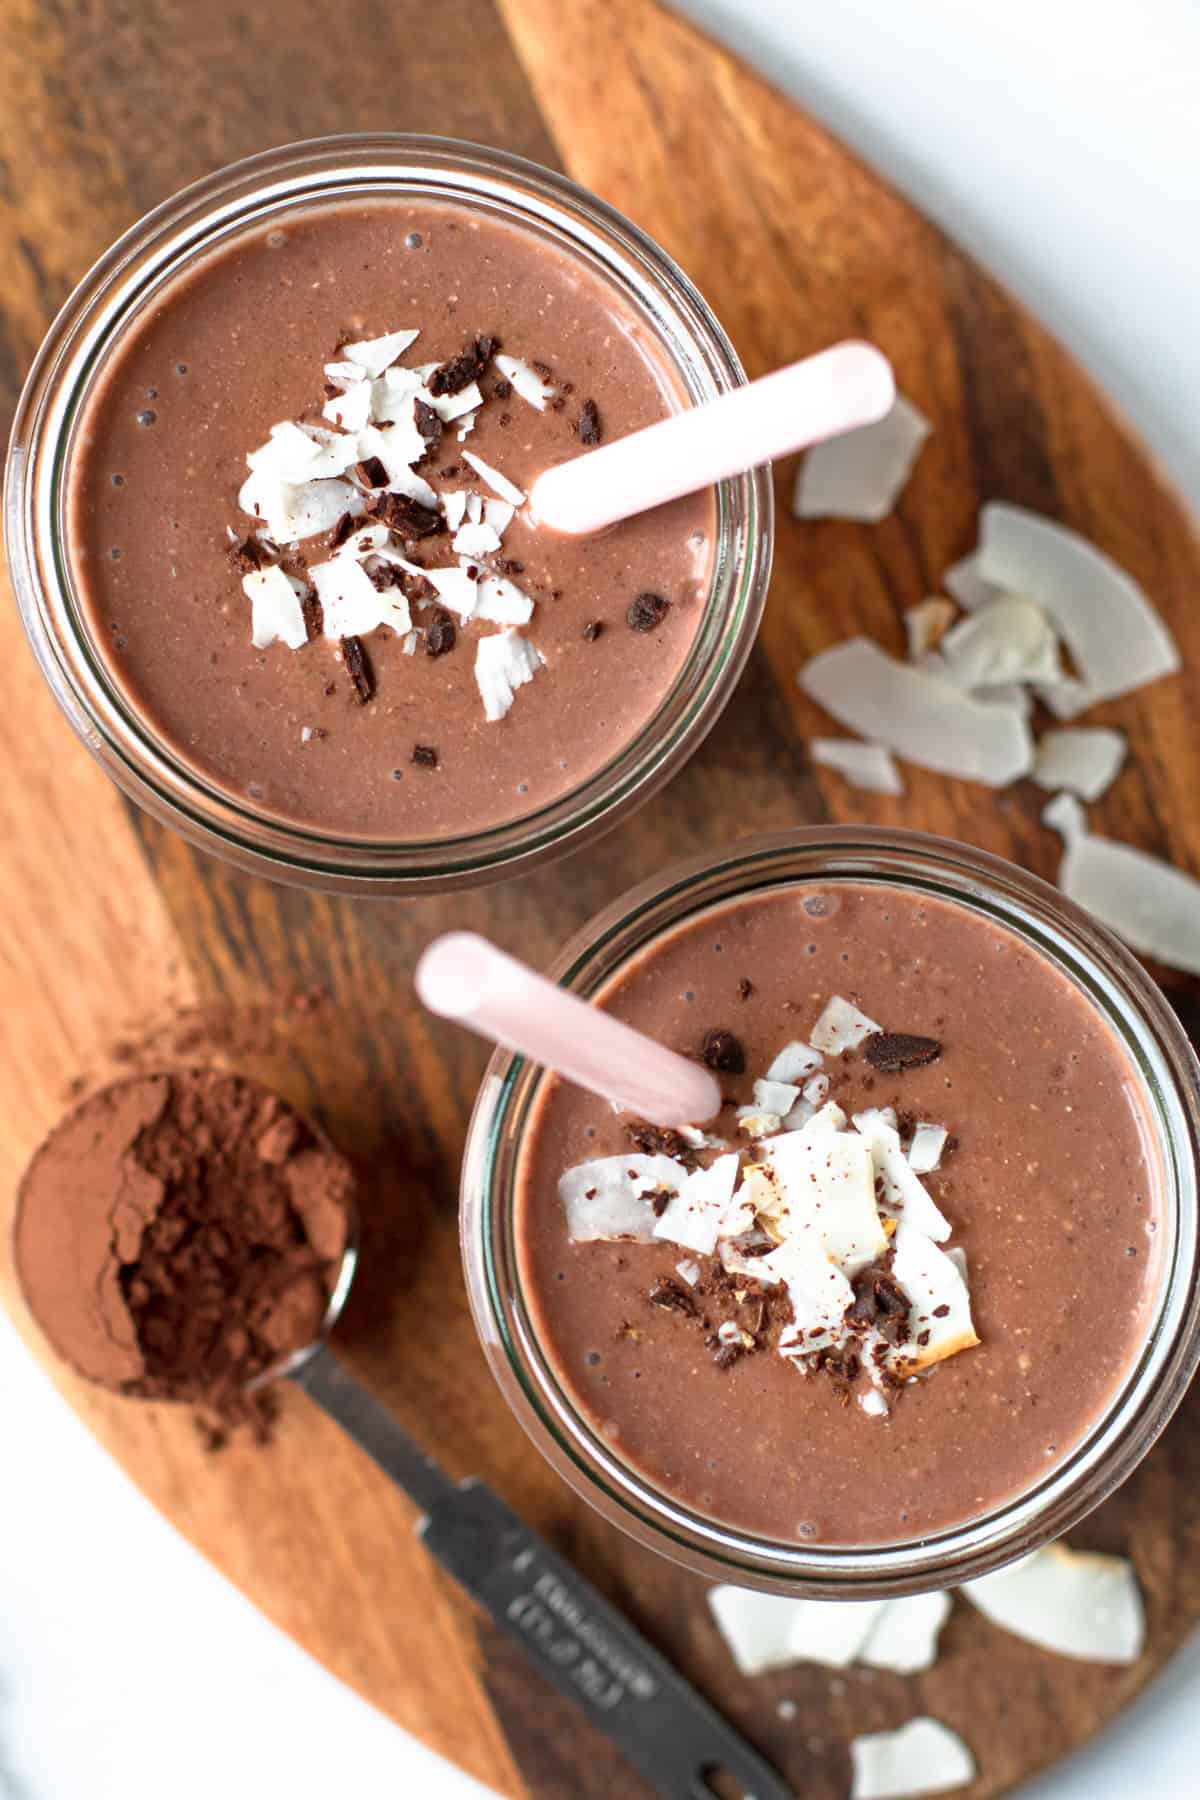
[15,1069,354,1439]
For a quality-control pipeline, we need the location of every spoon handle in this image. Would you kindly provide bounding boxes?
[294,1347,793,1800]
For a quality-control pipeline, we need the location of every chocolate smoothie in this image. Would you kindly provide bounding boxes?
[66,200,714,838]
[515,882,1163,1545]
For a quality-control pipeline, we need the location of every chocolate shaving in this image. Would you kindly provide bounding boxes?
[627,591,670,633]
[702,1028,745,1074]
[413,399,443,456]
[648,1276,699,1318]
[428,334,499,397]
[582,620,604,642]
[424,609,456,657]
[492,378,513,401]
[340,635,374,704]
[355,455,389,489]
[329,512,359,549]
[411,744,439,768]
[738,977,754,1001]
[230,536,271,572]
[367,562,405,592]
[846,1262,911,1341]
[367,491,444,539]
[864,1032,943,1073]
[301,592,323,642]
[625,1120,699,1169]
[576,399,602,445]
[496,558,525,577]
[402,569,437,605]
[713,1343,743,1370]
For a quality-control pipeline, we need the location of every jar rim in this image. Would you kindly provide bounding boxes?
[4,133,772,893]
[461,826,1200,1596]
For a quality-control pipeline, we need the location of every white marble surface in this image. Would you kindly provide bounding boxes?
[4,1,1200,1796]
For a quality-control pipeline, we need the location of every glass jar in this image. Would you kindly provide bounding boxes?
[461,827,1200,1596]
[4,135,771,893]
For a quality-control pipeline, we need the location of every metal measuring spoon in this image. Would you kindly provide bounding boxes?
[270,1220,794,1800]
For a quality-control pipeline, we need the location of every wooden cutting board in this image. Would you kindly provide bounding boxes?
[3,2,1200,1795]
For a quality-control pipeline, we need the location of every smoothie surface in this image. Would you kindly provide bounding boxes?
[516,881,1163,1545]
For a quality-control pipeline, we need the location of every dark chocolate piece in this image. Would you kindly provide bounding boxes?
[355,455,389,489]
[367,491,444,539]
[329,511,359,549]
[648,1276,699,1318]
[626,1120,699,1168]
[340,635,374,704]
[738,977,754,1001]
[424,609,457,657]
[428,334,499,397]
[582,620,604,642]
[627,591,670,633]
[864,1032,943,1073]
[301,592,323,642]
[702,1029,746,1074]
[576,399,602,445]
[413,399,443,456]
[411,744,439,768]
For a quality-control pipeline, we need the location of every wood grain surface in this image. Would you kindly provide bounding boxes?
[3,2,1200,1796]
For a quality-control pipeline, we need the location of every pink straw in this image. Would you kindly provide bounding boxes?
[530,340,895,536]
[415,933,722,1126]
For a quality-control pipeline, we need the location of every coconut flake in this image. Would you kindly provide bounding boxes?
[760,1123,886,1276]
[852,1112,951,1241]
[708,1587,887,1677]
[494,353,555,410]
[309,555,410,641]
[962,1542,1144,1663]
[442,491,470,530]
[425,380,483,425]
[418,562,482,624]
[452,520,503,557]
[889,1221,978,1370]
[324,359,364,390]
[322,381,374,432]
[800,638,1034,786]
[559,1153,686,1243]
[1033,727,1126,802]
[341,328,419,378]
[474,571,535,627]
[719,1239,782,1284]
[943,550,1002,613]
[737,1108,784,1140]
[803,1073,830,1108]
[793,394,931,523]
[939,595,1063,689]
[770,1235,858,1352]
[463,449,526,507]
[1045,803,1200,975]
[904,597,958,659]
[485,498,515,536]
[859,1591,952,1674]
[810,738,905,796]
[238,468,363,545]
[850,1718,975,1800]
[859,1386,889,1418]
[809,995,881,1055]
[475,630,545,722]
[766,1041,823,1083]
[675,1258,701,1287]
[907,1122,948,1175]
[977,502,1180,705]
[243,566,308,651]
[652,1153,741,1256]
[753,1079,801,1117]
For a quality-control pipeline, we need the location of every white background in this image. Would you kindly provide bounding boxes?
[4,1,1199,1795]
